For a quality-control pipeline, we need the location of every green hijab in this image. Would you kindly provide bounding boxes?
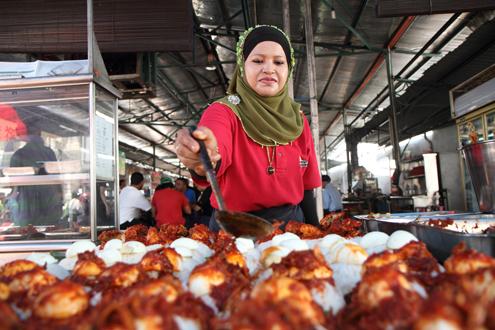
[216,25,303,147]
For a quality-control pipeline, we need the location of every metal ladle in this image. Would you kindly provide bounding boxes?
[196,139,274,239]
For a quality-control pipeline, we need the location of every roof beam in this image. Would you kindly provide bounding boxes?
[241,0,253,29]
[120,119,176,145]
[323,0,372,50]
[376,0,495,17]
[349,13,465,128]
[352,13,483,143]
[161,53,219,87]
[156,72,203,121]
[319,0,369,103]
[128,104,181,122]
[343,16,416,109]
[194,32,235,53]
[168,52,209,102]
[211,9,242,34]
[158,60,236,68]
[119,125,174,155]
[294,40,439,57]
[193,14,228,93]
[119,141,182,171]
[319,16,415,144]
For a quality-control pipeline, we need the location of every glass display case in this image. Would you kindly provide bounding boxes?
[0,74,120,253]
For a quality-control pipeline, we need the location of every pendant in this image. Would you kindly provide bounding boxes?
[267,166,275,175]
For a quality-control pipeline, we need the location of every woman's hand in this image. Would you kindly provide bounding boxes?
[175,127,221,176]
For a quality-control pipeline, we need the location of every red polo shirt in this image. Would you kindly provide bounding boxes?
[195,102,321,212]
[151,188,189,226]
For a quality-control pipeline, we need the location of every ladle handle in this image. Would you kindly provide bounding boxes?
[196,139,226,211]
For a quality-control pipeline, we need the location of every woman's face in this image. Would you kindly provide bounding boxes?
[244,41,289,97]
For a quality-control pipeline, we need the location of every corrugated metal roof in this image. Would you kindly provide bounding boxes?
[3,1,491,173]
[115,2,494,172]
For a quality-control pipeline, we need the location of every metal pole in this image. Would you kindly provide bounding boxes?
[87,0,93,72]
[152,145,156,171]
[282,0,294,98]
[113,98,120,229]
[241,0,252,28]
[344,109,352,194]
[385,48,401,172]
[89,83,97,242]
[253,0,257,25]
[87,0,97,241]
[303,0,323,220]
[324,137,328,173]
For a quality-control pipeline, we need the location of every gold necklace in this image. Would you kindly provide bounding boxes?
[265,145,276,175]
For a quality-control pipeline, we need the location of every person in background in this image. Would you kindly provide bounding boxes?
[175,177,196,204]
[322,175,343,214]
[68,191,82,229]
[10,125,63,226]
[97,182,113,226]
[119,178,127,192]
[154,176,173,191]
[3,191,19,224]
[0,193,5,222]
[322,175,331,215]
[175,177,197,227]
[390,168,403,196]
[152,177,191,227]
[174,25,320,230]
[351,166,367,198]
[119,172,153,229]
[193,185,213,226]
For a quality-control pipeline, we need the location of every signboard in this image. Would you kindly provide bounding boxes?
[95,115,114,180]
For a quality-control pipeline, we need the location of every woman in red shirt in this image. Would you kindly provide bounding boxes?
[175,25,320,230]
[152,178,191,226]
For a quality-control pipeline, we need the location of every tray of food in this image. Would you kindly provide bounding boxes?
[356,211,455,232]
[1,218,494,329]
[357,212,495,261]
[1,166,37,176]
[0,225,43,240]
[411,213,495,261]
[415,213,495,234]
[0,234,25,241]
[39,160,82,174]
[43,232,88,238]
[42,226,90,239]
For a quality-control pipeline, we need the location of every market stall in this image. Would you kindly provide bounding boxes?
[0,62,121,263]
[0,1,494,329]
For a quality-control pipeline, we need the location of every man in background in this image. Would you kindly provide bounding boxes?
[322,175,343,215]
[119,172,153,229]
[175,177,196,204]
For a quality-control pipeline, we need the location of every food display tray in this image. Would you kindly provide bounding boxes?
[356,212,495,262]
[43,232,89,239]
[0,234,25,241]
